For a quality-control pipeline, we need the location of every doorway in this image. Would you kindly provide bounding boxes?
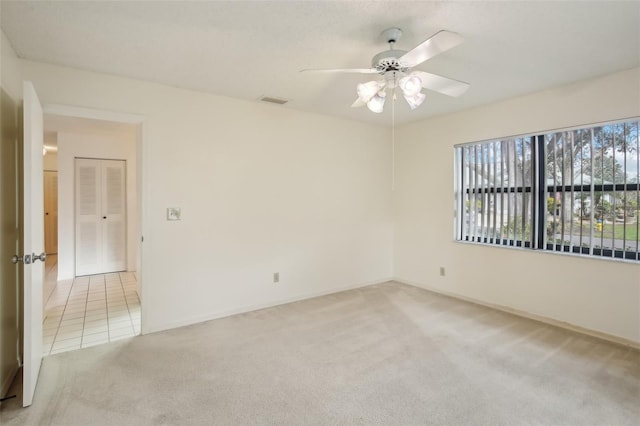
[43,170,57,256]
[43,143,58,307]
[40,108,144,356]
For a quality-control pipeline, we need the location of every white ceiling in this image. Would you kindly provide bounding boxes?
[2,1,639,126]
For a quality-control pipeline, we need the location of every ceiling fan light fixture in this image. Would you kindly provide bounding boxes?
[357,80,383,103]
[399,74,422,97]
[404,92,426,110]
[303,28,469,114]
[367,91,386,113]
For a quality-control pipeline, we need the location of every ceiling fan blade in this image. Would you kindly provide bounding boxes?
[412,71,470,97]
[351,98,366,108]
[300,68,378,74]
[400,30,464,67]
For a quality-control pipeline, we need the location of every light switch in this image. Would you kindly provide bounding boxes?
[167,207,181,221]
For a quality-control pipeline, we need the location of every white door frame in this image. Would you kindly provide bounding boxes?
[43,104,148,334]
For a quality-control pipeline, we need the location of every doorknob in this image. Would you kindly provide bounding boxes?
[31,252,47,263]
[11,252,45,264]
[12,254,33,264]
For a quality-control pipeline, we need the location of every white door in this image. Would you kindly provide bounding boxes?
[75,158,126,276]
[22,81,45,407]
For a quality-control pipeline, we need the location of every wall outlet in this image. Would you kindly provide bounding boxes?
[167,207,181,221]
[439,267,446,277]
[273,272,279,283]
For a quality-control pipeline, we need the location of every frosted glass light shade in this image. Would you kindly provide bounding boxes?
[357,80,383,103]
[399,75,422,97]
[404,92,426,110]
[367,92,386,113]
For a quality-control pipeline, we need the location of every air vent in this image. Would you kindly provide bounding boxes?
[259,96,288,105]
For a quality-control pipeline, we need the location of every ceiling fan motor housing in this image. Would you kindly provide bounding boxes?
[372,49,409,73]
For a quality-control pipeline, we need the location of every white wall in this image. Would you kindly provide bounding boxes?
[1,30,21,101]
[19,56,637,344]
[21,60,394,333]
[57,131,138,280]
[394,67,640,344]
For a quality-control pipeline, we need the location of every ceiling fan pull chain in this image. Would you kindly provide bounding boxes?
[391,82,396,191]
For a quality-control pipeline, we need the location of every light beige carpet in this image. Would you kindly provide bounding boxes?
[1,281,639,425]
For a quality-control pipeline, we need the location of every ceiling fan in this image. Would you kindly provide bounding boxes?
[302,27,470,113]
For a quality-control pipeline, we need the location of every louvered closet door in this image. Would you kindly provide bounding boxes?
[75,159,126,276]
[101,161,126,273]
[76,159,101,275]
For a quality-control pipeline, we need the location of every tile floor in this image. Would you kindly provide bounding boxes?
[43,261,141,356]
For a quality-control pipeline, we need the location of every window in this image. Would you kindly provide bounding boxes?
[455,118,640,261]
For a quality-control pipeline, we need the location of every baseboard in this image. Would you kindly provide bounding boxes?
[0,364,19,405]
[145,277,392,335]
[395,277,640,351]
